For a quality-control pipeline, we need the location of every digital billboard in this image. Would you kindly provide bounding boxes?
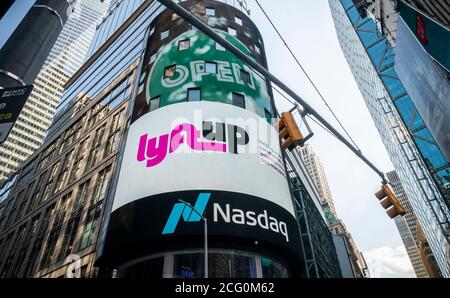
[395,17,450,162]
[102,102,301,262]
[98,0,303,271]
[0,85,33,144]
[398,1,450,72]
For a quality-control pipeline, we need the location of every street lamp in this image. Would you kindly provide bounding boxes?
[177,199,209,278]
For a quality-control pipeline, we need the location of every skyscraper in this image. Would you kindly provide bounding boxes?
[387,170,440,278]
[331,220,369,278]
[0,0,76,88]
[297,145,367,278]
[329,0,450,276]
[298,145,337,217]
[0,0,109,184]
[0,0,344,278]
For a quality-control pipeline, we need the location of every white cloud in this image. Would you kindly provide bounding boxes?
[364,246,416,278]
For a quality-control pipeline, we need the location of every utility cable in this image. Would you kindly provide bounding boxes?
[254,0,362,152]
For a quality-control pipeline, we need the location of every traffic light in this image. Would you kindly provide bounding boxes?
[375,184,406,219]
[278,111,305,151]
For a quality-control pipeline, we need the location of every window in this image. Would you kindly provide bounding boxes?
[72,181,90,216]
[239,69,251,85]
[56,150,74,192]
[150,53,157,64]
[91,166,112,205]
[228,27,237,37]
[86,125,105,170]
[235,16,243,26]
[150,96,160,112]
[39,228,61,269]
[255,45,261,55]
[205,7,215,16]
[265,109,272,124]
[161,30,169,40]
[57,216,80,262]
[111,109,126,133]
[205,61,217,74]
[0,206,6,229]
[79,204,102,250]
[54,192,72,227]
[104,131,121,157]
[216,42,225,51]
[178,39,190,51]
[232,93,245,109]
[164,65,176,78]
[70,137,89,181]
[188,88,201,101]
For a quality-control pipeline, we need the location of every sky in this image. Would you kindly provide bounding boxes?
[0,0,415,278]
[246,0,415,278]
[0,0,35,48]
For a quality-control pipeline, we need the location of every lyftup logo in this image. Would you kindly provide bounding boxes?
[137,122,249,168]
[162,193,211,235]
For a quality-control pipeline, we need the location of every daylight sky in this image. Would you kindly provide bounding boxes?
[0,0,415,278]
[247,0,415,278]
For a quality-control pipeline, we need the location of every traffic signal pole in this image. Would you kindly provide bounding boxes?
[156,0,388,184]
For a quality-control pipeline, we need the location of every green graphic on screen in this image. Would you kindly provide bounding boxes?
[147,30,273,119]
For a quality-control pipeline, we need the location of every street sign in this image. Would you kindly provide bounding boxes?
[0,85,33,144]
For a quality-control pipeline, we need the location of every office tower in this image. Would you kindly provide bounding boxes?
[387,170,441,278]
[0,0,109,184]
[299,145,337,217]
[329,0,450,276]
[331,220,369,278]
[297,144,367,277]
[0,0,76,88]
[0,0,343,278]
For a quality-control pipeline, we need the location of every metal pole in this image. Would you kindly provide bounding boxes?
[156,0,387,183]
[178,200,209,278]
[204,217,208,279]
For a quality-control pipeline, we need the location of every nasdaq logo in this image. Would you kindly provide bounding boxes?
[162,193,211,235]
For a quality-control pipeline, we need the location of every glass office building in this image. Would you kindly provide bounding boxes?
[0,0,108,185]
[0,0,343,278]
[329,0,450,277]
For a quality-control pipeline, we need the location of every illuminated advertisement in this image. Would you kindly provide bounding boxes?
[99,0,302,270]
[395,17,450,161]
[0,85,33,144]
[398,1,450,72]
[102,102,301,262]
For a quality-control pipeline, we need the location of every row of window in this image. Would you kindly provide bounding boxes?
[148,89,246,111]
[0,165,112,277]
[157,25,260,54]
[154,8,262,54]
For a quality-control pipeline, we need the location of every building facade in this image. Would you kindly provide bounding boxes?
[0,0,342,278]
[369,0,450,164]
[0,0,76,88]
[0,0,108,184]
[297,144,367,277]
[329,0,450,276]
[298,145,337,217]
[331,221,369,278]
[387,170,440,278]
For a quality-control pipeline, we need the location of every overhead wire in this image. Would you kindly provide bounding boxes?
[254,0,362,152]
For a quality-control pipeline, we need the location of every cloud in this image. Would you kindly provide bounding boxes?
[364,246,416,278]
